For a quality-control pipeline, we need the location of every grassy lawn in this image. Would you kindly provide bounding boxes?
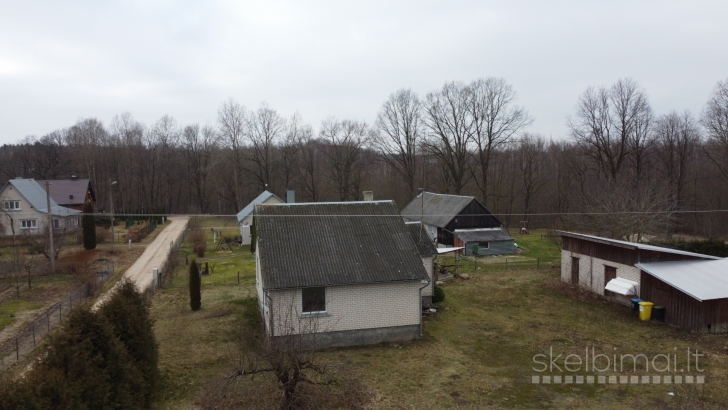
[0,299,43,333]
[151,227,728,409]
[441,228,562,273]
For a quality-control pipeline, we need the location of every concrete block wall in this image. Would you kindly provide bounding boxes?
[267,281,421,336]
[561,250,640,305]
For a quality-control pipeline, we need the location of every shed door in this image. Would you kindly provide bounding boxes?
[604,266,617,295]
[571,257,580,285]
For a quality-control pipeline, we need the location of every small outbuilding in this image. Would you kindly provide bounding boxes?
[253,200,430,348]
[637,259,728,333]
[557,231,719,306]
[453,228,515,256]
[236,190,284,245]
[400,191,502,246]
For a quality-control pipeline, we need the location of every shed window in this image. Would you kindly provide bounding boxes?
[302,287,326,313]
[478,241,490,249]
[53,218,60,229]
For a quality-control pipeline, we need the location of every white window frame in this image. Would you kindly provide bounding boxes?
[3,200,20,210]
[478,241,490,249]
[20,219,37,229]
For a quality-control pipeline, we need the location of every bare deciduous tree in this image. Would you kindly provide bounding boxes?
[469,77,532,204]
[246,103,286,193]
[702,79,728,180]
[423,82,472,194]
[518,134,546,220]
[373,88,423,200]
[218,98,248,209]
[655,111,700,237]
[568,78,651,184]
[320,118,369,201]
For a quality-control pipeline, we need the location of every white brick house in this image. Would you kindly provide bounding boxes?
[253,201,430,348]
[0,178,80,237]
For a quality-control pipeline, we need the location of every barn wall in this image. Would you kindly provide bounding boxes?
[561,250,640,306]
[640,272,728,333]
[463,240,515,256]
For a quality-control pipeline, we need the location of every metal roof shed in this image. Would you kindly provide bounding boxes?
[637,258,728,333]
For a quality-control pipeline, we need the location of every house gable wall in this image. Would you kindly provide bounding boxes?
[1,185,46,236]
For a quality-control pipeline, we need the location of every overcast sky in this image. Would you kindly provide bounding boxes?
[1,0,726,145]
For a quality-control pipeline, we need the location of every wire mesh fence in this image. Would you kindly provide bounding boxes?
[0,261,114,372]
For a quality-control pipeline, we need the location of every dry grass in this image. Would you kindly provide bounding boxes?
[150,227,728,409]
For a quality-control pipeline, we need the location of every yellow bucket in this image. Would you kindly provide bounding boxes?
[638,301,654,321]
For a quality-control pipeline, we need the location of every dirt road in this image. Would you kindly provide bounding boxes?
[93,216,189,309]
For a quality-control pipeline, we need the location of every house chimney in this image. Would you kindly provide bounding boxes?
[363,191,374,201]
[286,189,295,203]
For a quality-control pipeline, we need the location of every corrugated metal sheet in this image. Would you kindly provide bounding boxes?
[404,222,438,257]
[256,201,430,290]
[557,231,721,260]
[3,179,79,216]
[637,259,728,301]
[400,192,473,228]
[236,190,283,223]
[454,228,513,242]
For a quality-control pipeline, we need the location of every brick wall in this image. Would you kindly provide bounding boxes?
[266,281,422,336]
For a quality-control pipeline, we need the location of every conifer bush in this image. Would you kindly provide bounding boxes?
[190,260,201,311]
[82,201,96,250]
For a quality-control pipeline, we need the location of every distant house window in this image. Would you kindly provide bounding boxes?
[3,201,19,210]
[20,219,37,229]
[478,242,490,249]
[302,287,326,313]
[53,218,60,229]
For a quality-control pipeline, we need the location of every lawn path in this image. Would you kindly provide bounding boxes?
[93,216,189,309]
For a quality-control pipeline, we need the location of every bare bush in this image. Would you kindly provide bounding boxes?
[194,242,206,258]
[95,227,110,243]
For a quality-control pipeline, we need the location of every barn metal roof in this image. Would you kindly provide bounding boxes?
[556,231,721,260]
[236,190,283,223]
[2,178,80,216]
[400,191,475,228]
[404,222,438,257]
[454,228,514,243]
[636,259,728,301]
[255,201,430,290]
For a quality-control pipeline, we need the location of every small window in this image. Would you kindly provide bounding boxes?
[478,241,490,249]
[3,201,19,210]
[302,287,326,313]
[20,219,37,229]
[53,218,60,229]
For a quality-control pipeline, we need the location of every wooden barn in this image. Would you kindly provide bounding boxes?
[557,231,719,306]
[400,192,505,247]
[637,259,728,333]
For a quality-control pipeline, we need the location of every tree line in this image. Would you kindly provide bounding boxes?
[1,77,728,239]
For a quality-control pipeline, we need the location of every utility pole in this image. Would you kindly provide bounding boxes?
[110,180,117,245]
[45,181,55,275]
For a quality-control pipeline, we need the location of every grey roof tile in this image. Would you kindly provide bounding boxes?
[405,222,438,257]
[400,192,476,228]
[256,201,430,290]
